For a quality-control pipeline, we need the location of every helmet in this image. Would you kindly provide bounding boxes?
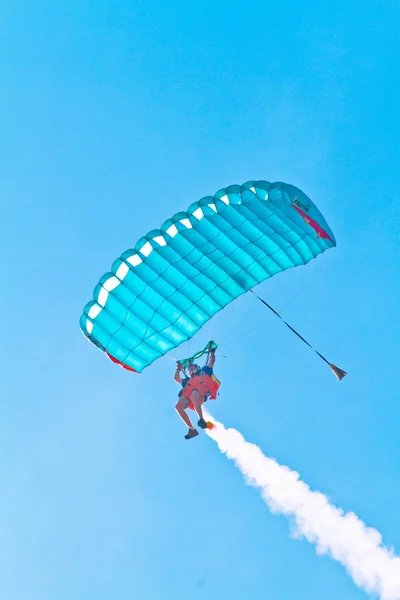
[188,363,201,376]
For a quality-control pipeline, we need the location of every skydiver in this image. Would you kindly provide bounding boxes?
[174,346,217,440]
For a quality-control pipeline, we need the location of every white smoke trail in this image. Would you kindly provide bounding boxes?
[204,412,400,600]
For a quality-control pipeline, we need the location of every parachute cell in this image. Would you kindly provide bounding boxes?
[80,180,335,372]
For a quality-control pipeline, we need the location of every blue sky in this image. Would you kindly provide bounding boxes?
[1,1,399,599]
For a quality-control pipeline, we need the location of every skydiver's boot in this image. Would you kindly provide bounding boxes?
[197,418,208,429]
[184,428,199,440]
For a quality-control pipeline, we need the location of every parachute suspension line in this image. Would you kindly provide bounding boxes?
[219,270,329,351]
[250,290,347,381]
[163,354,179,362]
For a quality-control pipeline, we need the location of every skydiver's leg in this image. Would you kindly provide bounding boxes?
[190,391,208,429]
[175,397,199,439]
[175,397,195,429]
[189,390,203,419]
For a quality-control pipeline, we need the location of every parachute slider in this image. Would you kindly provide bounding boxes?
[178,340,218,369]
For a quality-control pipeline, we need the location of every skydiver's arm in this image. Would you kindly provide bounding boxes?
[174,364,183,384]
[206,347,216,368]
[174,371,183,384]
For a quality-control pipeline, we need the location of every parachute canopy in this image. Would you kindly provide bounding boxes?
[80,180,335,373]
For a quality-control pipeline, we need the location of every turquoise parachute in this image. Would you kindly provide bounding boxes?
[80,180,335,373]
